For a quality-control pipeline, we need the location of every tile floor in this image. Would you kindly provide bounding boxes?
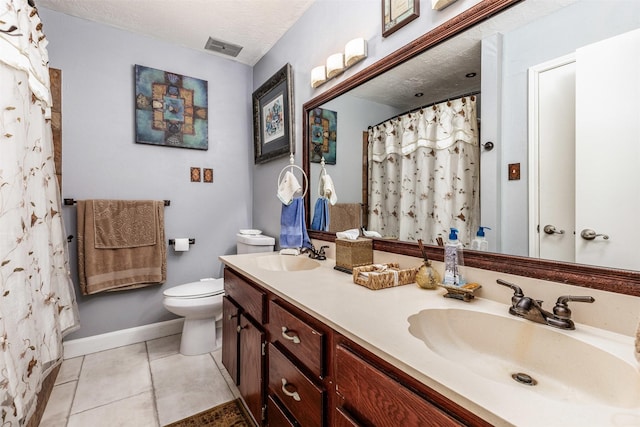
[41,334,241,426]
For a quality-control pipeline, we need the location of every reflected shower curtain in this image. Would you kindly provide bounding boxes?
[368,96,480,246]
[0,1,79,425]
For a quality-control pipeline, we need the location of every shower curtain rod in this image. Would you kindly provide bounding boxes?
[369,90,481,129]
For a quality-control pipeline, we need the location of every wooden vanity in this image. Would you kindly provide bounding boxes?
[221,266,490,426]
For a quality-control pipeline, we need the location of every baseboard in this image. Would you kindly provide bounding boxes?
[63,318,185,359]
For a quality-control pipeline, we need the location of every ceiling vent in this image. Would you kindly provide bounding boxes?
[204,37,243,57]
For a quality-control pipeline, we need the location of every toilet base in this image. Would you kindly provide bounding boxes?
[180,317,217,356]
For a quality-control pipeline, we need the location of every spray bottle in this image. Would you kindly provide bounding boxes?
[443,228,464,286]
[471,226,491,252]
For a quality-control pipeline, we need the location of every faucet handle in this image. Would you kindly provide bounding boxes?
[553,295,595,319]
[496,279,524,307]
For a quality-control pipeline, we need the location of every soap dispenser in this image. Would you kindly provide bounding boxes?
[443,228,464,286]
[471,226,491,252]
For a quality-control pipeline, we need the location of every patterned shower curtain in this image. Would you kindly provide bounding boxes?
[367,96,480,246]
[0,1,79,425]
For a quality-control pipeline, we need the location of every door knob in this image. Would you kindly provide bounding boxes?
[543,225,565,235]
[580,229,609,240]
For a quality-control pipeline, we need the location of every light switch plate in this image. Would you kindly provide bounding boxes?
[508,163,520,180]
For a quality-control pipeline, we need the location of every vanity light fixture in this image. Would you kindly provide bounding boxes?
[326,53,345,79]
[310,38,368,88]
[345,37,367,67]
[311,65,327,89]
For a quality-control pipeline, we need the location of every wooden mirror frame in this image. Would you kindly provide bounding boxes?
[302,0,640,297]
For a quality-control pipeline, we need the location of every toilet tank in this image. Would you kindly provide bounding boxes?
[236,233,275,254]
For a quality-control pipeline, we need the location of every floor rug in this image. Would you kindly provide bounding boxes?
[165,398,255,427]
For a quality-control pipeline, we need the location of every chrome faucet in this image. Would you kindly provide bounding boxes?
[497,279,594,330]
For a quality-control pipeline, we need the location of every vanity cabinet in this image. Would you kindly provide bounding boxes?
[222,268,267,425]
[222,266,490,427]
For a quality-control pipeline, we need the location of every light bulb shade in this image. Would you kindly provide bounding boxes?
[310,65,327,88]
[345,38,367,67]
[326,53,345,79]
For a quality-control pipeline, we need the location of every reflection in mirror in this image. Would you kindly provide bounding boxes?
[303,0,640,294]
[306,0,640,272]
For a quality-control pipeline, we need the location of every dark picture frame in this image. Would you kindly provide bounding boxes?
[382,0,420,37]
[252,63,294,164]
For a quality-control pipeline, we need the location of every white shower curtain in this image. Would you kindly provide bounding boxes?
[368,96,480,246]
[0,1,79,425]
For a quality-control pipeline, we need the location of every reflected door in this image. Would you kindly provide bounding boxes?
[534,58,576,263]
[575,29,640,270]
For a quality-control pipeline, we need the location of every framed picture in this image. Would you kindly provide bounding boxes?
[309,107,337,165]
[134,65,208,150]
[382,0,420,37]
[252,63,294,164]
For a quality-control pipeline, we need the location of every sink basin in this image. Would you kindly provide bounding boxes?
[408,308,640,408]
[255,254,321,272]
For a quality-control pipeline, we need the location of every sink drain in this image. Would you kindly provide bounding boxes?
[512,372,537,386]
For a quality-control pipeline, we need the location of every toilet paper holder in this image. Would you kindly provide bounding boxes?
[168,238,196,246]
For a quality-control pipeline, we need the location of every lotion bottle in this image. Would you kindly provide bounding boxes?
[471,226,491,251]
[443,228,464,286]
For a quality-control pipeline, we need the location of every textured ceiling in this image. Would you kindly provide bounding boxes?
[36,0,316,66]
[350,0,578,112]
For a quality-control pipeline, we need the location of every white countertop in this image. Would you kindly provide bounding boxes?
[220,252,640,427]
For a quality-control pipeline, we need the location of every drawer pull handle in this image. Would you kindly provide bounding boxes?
[281,327,301,344]
[227,314,237,320]
[281,378,301,401]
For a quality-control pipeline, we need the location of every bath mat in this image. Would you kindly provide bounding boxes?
[165,398,255,427]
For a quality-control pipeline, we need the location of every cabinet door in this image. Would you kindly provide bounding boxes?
[335,344,462,426]
[239,313,265,426]
[222,296,240,385]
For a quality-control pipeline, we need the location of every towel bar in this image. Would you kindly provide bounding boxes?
[63,198,170,206]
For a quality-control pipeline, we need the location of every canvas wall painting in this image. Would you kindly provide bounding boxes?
[309,107,337,164]
[135,65,209,150]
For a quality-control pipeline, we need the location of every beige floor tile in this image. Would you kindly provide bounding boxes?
[67,391,158,427]
[146,334,181,361]
[56,357,83,385]
[40,381,77,427]
[211,350,241,399]
[71,343,152,414]
[151,352,234,425]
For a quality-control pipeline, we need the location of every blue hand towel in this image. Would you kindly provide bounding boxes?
[311,197,330,231]
[280,197,311,249]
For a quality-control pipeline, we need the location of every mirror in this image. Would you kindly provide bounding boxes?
[303,0,640,296]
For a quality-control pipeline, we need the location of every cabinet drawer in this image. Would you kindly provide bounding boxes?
[335,344,462,426]
[268,343,324,427]
[268,301,324,377]
[267,395,297,427]
[224,268,266,323]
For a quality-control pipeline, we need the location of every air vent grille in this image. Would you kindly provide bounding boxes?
[204,37,243,57]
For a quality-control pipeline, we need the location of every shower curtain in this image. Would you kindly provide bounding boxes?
[367,96,480,246]
[0,1,79,425]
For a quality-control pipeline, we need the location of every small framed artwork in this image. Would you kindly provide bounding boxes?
[382,0,420,37]
[309,107,337,165]
[252,64,294,164]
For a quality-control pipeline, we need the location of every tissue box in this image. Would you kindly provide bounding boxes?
[335,237,373,273]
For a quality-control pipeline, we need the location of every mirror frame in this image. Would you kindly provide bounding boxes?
[302,0,640,297]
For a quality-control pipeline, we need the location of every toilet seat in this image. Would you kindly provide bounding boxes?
[163,279,224,299]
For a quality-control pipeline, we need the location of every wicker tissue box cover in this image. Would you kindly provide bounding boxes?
[335,237,373,270]
[352,263,419,290]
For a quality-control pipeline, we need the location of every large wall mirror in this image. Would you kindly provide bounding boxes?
[303,0,640,296]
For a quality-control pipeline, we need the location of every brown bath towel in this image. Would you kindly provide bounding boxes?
[328,203,362,233]
[77,200,166,295]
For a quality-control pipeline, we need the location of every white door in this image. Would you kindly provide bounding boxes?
[529,56,576,263]
[575,29,640,270]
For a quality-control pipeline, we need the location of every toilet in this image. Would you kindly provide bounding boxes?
[162,278,225,356]
[236,232,275,254]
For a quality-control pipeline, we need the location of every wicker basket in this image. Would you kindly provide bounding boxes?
[335,237,373,272]
[352,263,418,290]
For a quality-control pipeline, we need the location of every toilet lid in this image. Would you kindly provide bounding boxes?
[163,279,224,298]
